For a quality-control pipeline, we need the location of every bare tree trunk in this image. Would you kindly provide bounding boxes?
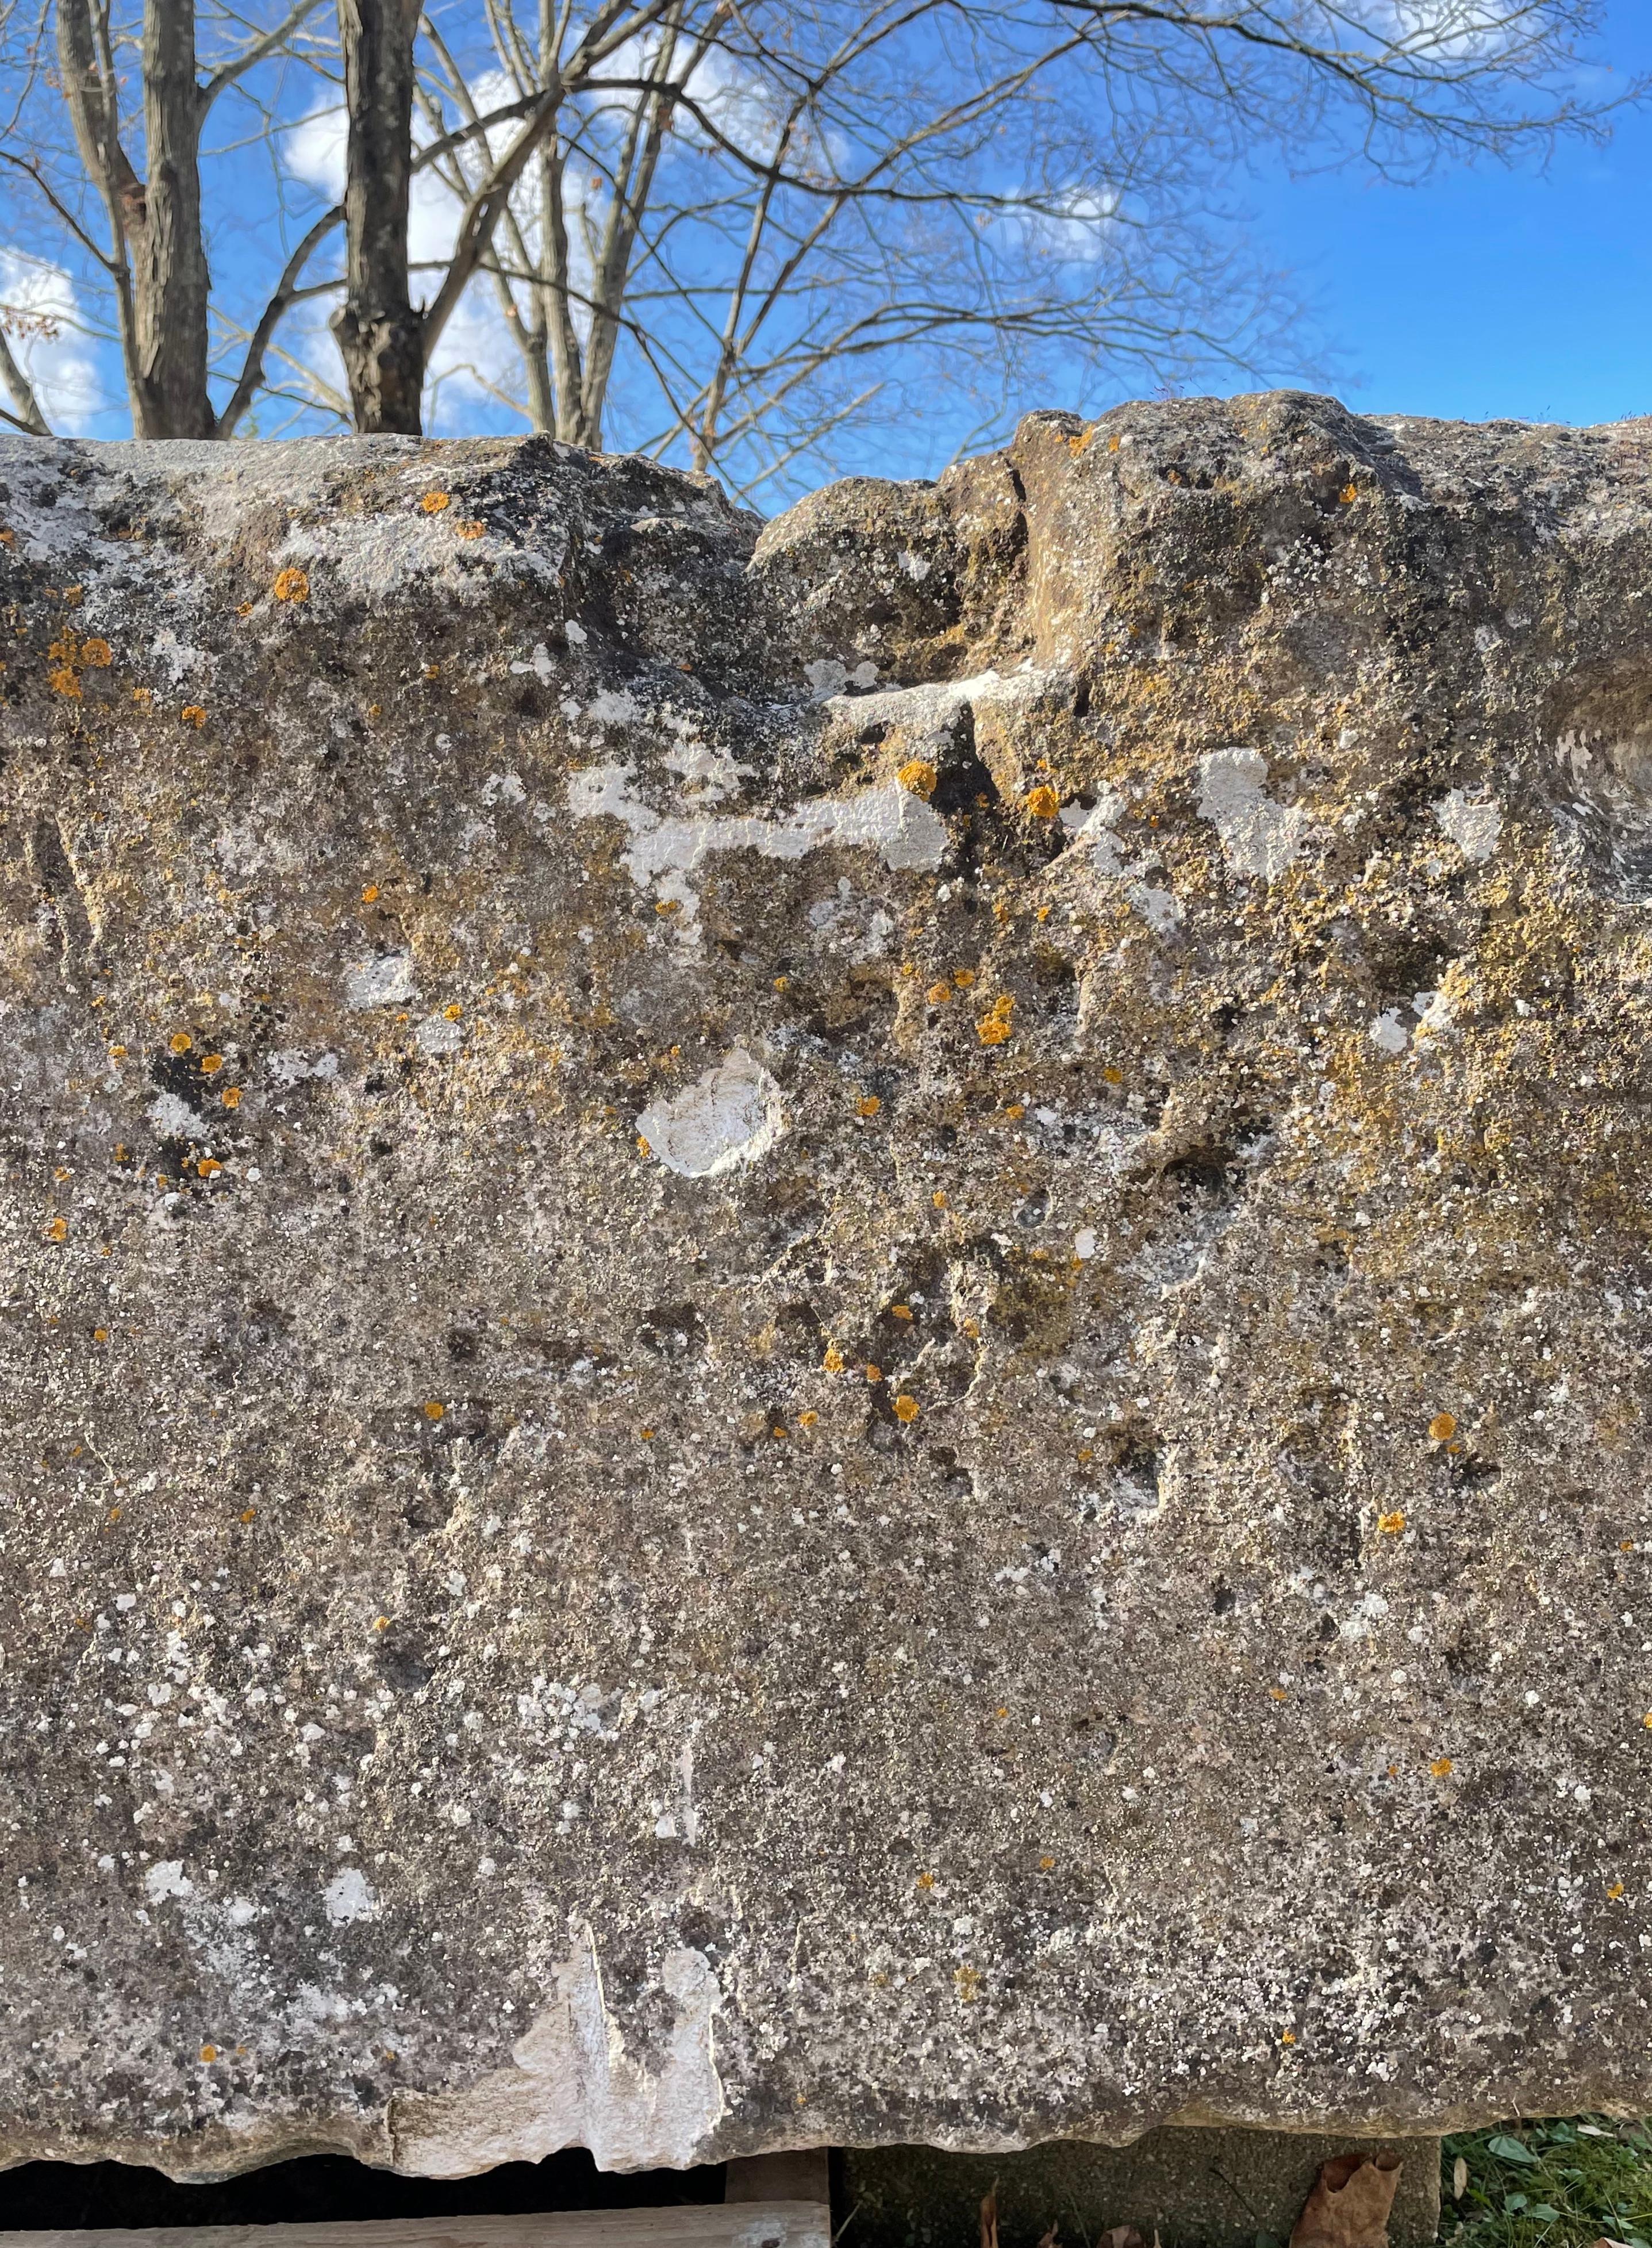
[137,0,214,436]
[333,0,424,432]
[0,327,52,435]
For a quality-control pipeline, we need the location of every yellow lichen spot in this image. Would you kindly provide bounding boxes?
[1025,784,1061,820]
[1430,1756,1454,1778]
[1428,1410,1457,1443]
[893,1394,920,1424]
[48,665,80,698]
[132,686,153,705]
[897,759,938,799]
[360,884,382,906]
[422,663,441,680]
[93,1327,108,1344]
[221,1086,242,1110]
[80,637,112,667]
[199,1054,224,1074]
[367,703,381,719]
[636,1134,651,1157]
[1609,1879,1626,1900]
[420,490,452,513]
[181,704,206,728]
[198,1158,222,1179]
[1038,1854,1055,1871]
[443,1002,463,1021]
[977,1018,1012,1046]
[932,1190,948,1209]
[455,520,486,540]
[373,1614,390,1632]
[954,1964,982,2003]
[866,1363,883,1384]
[640,1428,655,1440]
[1643,1711,1652,1730]
[0,527,12,545]
[773,974,789,991]
[771,1425,789,1440]
[655,897,681,915]
[240,1507,257,1524]
[857,1095,882,1117]
[272,566,309,604]
[1035,903,1052,922]
[1102,1064,1124,1085]
[926,983,951,1005]
[890,1303,913,1321]
[1377,1510,1406,1536]
[169,1032,193,1054]
[1004,1103,1025,1122]
[200,2045,218,2065]
[798,1410,819,1428]
[916,1870,935,1890]
[236,601,255,619]
[45,1216,67,1242]
[823,1344,845,1374]
[1281,2027,1296,2046]
[423,1399,445,1421]
[962,1316,981,1340]
[952,968,976,988]
[1269,1686,1288,1701]
[1339,482,1359,504]
[109,1045,128,1059]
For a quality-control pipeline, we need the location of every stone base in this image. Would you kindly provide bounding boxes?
[840,2131,1441,2248]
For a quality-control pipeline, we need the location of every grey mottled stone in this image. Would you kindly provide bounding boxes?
[2,397,1651,2181]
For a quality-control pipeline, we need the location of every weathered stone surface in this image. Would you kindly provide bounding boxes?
[3,396,1652,2181]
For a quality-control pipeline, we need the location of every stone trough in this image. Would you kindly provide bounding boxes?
[1,396,1648,2201]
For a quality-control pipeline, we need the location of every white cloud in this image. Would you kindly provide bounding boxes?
[0,251,102,434]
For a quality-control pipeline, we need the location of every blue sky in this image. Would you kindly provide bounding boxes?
[1247,1,1652,428]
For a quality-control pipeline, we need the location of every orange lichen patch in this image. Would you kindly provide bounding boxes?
[866,1363,883,1384]
[199,1054,224,1074]
[893,1393,920,1424]
[932,1190,948,1208]
[1025,784,1061,820]
[197,1158,222,1179]
[1067,427,1096,458]
[773,973,789,991]
[80,637,112,667]
[1003,1103,1025,1121]
[1430,1756,1455,1778]
[181,704,206,728]
[443,1002,463,1021]
[1102,1065,1123,1085]
[420,490,452,513]
[954,1965,982,2003]
[93,1327,108,1343]
[1428,1410,1457,1442]
[856,1095,882,1117]
[822,1344,845,1373]
[1269,1686,1288,1701]
[422,1399,445,1421]
[237,601,255,619]
[45,1217,67,1242]
[221,1086,242,1109]
[798,1410,819,1428]
[1609,1879,1626,1900]
[925,982,951,1005]
[455,520,486,540]
[372,1614,390,1632]
[272,566,309,604]
[1377,1510,1406,1536]
[1038,1854,1055,1871]
[1281,2027,1297,2046]
[639,1428,655,1440]
[169,1032,193,1054]
[0,527,13,545]
[1339,482,1359,504]
[952,967,976,988]
[897,759,938,799]
[889,1303,913,1321]
[916,1870,935,1890]
[422,662,441,680]
[977,993,1015,1046]
[48,665,80,698]
[132,686,153,705]
[771,1425,788,1440]
[362,884,380,902]
[240,1507,257,1524]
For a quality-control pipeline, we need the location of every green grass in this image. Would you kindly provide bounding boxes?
[1444,2120,1652,2248]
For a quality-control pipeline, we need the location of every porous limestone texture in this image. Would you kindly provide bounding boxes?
[3,394,1652,2181]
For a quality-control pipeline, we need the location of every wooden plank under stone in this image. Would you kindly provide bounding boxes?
[0,2207,832,2248]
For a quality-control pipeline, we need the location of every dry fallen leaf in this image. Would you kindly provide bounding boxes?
[1098,2228,1146,2248]
[1290,2153,1402,2248]
[981,2187,999,2248]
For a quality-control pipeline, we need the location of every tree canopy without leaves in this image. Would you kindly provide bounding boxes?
[0,0,1634,494]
